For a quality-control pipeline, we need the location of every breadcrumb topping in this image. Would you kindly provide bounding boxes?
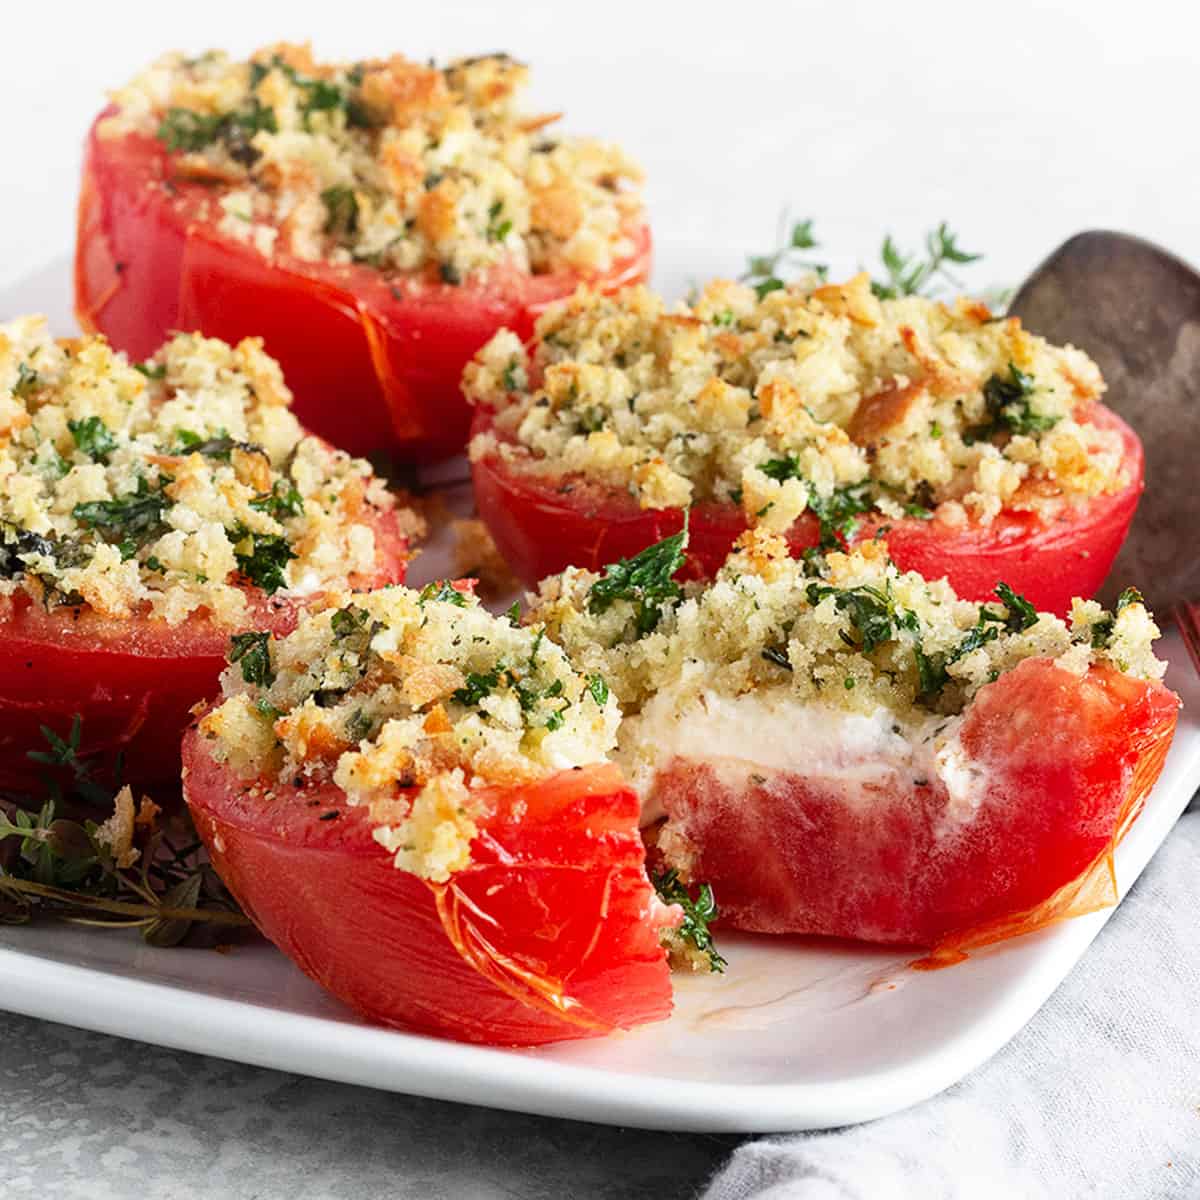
[0,317,401,624]
[529,529,1166,729]
[104,45,644,280]
[199,582,620,881]
[466,277,1126,530]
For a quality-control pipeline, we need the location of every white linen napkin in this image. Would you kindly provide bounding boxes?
[702,799,1200,1200]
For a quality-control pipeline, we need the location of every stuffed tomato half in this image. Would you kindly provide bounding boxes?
[183,581,676,1045]
[77,46,651,461]
[0,320,415,793]
[531,528,1179,952]
[467,275,1142,614]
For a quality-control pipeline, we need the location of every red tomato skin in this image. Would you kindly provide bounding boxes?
[181,743,675,1046]
[470,404,1144,612]
[0,504,409,795]
[647,659,1179,950]
[76,116,652,462]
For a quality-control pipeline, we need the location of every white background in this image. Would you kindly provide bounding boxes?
[1,0,1197,297]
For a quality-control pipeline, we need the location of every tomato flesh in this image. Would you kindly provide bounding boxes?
[182,743,675,1046]
[646,659,1178,949]
[470,404,1144,612]
[76,115,652,462]
[0,503,408,795]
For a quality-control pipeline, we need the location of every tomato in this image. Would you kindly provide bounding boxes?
[75,115,653,463]
[470,404,1144,612]
[0,503,409,796]
[645,658,1179,952]
[182,743,676,1046]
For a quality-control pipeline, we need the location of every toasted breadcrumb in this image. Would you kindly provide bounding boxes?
[530,528,1166,730]
[465,278,1124,528]
[0,318,407,623]
[104,47,644,280]
[200,581,620,880]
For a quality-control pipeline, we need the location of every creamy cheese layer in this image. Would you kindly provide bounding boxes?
[620,686,948,825]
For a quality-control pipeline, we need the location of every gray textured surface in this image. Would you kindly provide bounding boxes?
[0,1016,737,1198]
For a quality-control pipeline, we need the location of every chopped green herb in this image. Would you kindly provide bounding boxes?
[806,580,909,655]
[418,581,468,607]
[345,708,373,742]
[653,869,726,973]
[134,362,167,381]
[73,478,168,545]
[230,527,295,594]
[965,364,1057,443]
[13,362,40,398]
[251,479,305,521]
[486,201,513,243]
[994,581,1039,632]
[228,631,274,686]
[453,666,503,707]
[587,674,609,706]
[588,524,688,636]
[331,606,370,639]
[321,186,359,236]
[157,101,277,162]
[68,417,117,463]
[502,360,528,392]
[1116,587,1144,612]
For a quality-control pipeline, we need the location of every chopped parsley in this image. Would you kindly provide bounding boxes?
[321,186,359,236]
[653,869,727,973]
[588,525,688,636]
[68,417,117,463]
[251,479,305,521]
[486,200,513,243]
[502,360,528,393]
[13,362,40,398]
[229,527,295,594]
[964,364,1058,443]
[134,362,166,381]
[587,674,609,706]
[418,580,468,607]
[157,101,278,163]
[452,666,504,708]
[72,478,168,545]
[758,463,875,549]
[994,581,1039,632]
[228,631,274,686]
[1087,587,1143,649]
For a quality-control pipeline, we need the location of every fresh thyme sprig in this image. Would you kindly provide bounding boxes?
[871,222,982,299]
[0,719,250,946]
[742,215,989,303]
[741,214,828,299]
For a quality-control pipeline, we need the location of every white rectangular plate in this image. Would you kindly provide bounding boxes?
[0,245,1196,1133]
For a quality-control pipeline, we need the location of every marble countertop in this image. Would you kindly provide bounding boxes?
[1,1013,738,1198]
